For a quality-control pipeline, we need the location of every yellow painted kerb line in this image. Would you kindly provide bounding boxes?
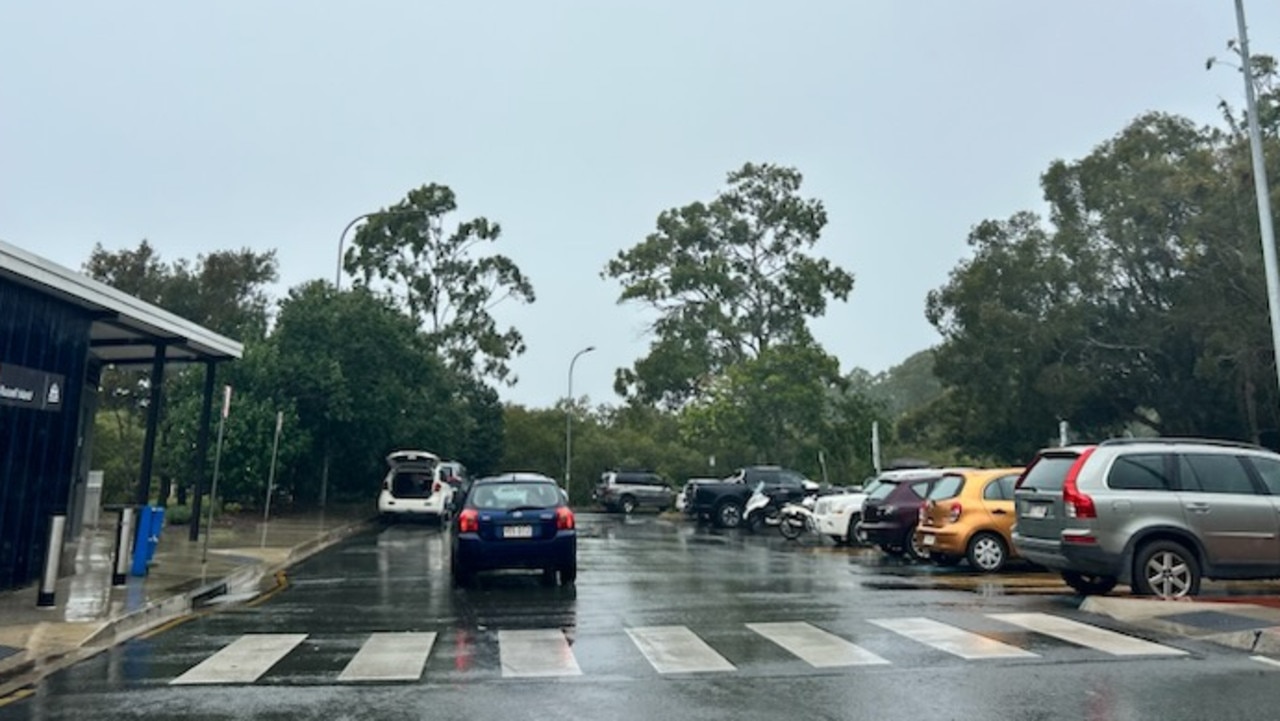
[0,687,35,708]
[140,570,290,639]
[246,571,290,608]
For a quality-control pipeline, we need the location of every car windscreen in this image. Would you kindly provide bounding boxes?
[1016,455,1079,493]
[468,482,562,511]
[866,481,898,501]
[925,474,963,500]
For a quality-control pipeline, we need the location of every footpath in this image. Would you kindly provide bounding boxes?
[0,504,375,699]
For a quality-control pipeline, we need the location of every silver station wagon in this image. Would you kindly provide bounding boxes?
[1011,438,1280,599]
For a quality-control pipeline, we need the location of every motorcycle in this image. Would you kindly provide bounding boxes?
[778,486,822,541]
[743,481,783,533]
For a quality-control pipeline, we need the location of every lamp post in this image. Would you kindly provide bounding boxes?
[565,345,596,502]
[335,209,428,291]
[1234,0,1280,397]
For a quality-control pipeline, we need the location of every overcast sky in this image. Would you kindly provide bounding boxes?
[4,2,1279,409]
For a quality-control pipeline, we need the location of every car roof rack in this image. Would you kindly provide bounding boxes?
[1097,437,1267,451]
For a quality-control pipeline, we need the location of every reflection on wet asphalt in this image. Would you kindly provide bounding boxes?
[2,512,1273,721]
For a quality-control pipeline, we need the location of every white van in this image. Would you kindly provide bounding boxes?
[377,450,454,523]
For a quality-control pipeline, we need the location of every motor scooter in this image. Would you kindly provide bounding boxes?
[743,481,783,533]
[778,490,821,540]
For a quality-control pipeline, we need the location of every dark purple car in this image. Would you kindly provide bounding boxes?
[858,469,951,561]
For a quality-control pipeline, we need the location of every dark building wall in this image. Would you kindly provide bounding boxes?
[0,279,91,590]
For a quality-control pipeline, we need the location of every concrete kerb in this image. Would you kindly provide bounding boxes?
[1080,595,1280,655]
[0,515,377,700]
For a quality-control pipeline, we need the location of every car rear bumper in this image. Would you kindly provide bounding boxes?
[859,520,909,546]
[916,525,966,556]
[454,532,577,571]
[379,491,451,517]
[1011,533,1117,575]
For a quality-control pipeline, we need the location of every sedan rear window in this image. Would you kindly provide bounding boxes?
[1016,455,1079,493]
[468,482,562,510]
[925,475,963,501]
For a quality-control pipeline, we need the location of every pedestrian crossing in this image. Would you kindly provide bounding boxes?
[168,612,1188,686]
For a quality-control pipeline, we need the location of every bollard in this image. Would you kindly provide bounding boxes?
[36,515,67,608]
[112,507,135,587]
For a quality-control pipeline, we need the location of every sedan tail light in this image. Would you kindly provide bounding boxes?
[556,507,575,530]
[458,508,479,533]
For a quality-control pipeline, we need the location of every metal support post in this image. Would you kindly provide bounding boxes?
[36,515,67,608]
[113,507,135,586]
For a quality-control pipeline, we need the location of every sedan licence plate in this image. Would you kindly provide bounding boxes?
[502,525,533,539]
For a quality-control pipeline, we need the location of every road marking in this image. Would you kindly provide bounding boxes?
[1252,655,1280,669]
[170,634,307,685]
[338,632,437,682]
[498,629,582,678]
[989,613,1187,656]
[747,622,890,668]
[869,617,1038,660]
[626,626,736,674]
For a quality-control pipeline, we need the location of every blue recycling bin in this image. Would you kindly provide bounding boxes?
[130,505,165,576]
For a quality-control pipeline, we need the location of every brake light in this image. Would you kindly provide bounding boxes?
[918,503,928,523]
[458,508,479,533]
[948,502,962,524]
[1062,447,1098,519]
[556,506,575,530]
[433,481,443,494]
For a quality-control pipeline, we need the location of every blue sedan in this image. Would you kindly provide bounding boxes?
[450,472,577,587]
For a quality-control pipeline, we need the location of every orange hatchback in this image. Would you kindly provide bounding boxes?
[914,467,1025,573]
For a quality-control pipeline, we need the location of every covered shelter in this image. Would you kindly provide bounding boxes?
[0,239,242,591]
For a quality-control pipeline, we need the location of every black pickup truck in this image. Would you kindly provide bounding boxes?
[690,466,813,528]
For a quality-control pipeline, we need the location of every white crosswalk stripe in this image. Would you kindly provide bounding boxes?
[498,629,583,678]
[171,633,308,685]
[747,622,890,668]
[869,617,1039,660]
[988,613,1187,656]
[338,632,438,682]
[626,626,736,674]
[169,614,1192,685]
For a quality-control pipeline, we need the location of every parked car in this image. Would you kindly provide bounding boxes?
[450,472,577,587]
[1012,438,1280,599]
[813,481,878,545]
[439,460,470,513]
[690,466,812,528]
[914,467,1024,572]
[859,467,968,559]
[677,477,721,515]
[594,470,676,514]
[377,450,453,524]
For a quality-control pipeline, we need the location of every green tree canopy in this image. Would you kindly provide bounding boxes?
[344,183,536,385]
[604,163,854,408]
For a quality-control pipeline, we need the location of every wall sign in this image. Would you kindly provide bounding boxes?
[0,363,66,412]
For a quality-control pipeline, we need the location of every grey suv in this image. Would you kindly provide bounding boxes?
[1011,438,1280,599]
[594,470,675,514]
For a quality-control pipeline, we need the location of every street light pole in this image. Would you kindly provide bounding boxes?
[1234,0,1280,397]
[335,209,428,291]
[565,345,596,502]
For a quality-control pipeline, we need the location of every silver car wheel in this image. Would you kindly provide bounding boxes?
[972,536,1004,571]
[1144,550,1193,599]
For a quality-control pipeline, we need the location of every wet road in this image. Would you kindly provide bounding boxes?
[3,513,1280,720]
